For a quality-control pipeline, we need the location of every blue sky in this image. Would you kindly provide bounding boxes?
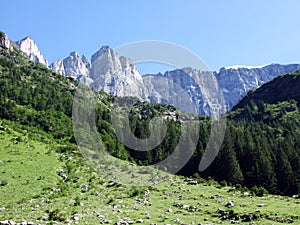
[1,0,300,73]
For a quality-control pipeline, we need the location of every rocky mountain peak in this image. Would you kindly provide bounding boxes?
[91,46,120,76]
[69,51,80,58]
[15,36,48,66]
[81,55,89,65]
[90,46,144,97]
[99,45,110,54]
[91,45,114,63]
[50,51,92,86]
[0,32,13,50]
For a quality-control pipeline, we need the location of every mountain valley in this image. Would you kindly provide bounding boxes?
[0,31,300,225]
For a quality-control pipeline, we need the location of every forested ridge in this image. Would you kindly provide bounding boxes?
[0,43,299,196]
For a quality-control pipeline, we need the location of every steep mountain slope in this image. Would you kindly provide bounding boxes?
[143,64,300,115]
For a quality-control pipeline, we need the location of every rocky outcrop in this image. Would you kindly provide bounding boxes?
[0,32,13,50]
[143,64,300,114]
[8,31,298,115]
[50,59,65,76]
[50,52,93,85]
[90,46,145,97]
[50,44,300,115]
[143,68,225,116]
[15,36,48,66]
[216,64,300,109]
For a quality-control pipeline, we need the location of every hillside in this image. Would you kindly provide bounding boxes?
[1,120,300,224]
[233,71,300,109]
[231,70,300,122]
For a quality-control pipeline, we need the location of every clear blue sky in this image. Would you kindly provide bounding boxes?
[1,0,300,73]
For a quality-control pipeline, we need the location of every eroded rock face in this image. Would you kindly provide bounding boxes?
[143,68,225,116]
[63,52,90,78]
[216,64,300,109]
[90,46,145,97]
[0,32,13,50]
[15,36,48,66]
[50,59,65,76]
[50,52,93,85]
[9,31,299,115]
[142,64,300,114]
[49,43,300,115]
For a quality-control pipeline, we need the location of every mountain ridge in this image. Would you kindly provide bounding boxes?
[232,70,300,111]
[2,31,300,115]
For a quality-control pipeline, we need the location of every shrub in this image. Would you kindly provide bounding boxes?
[48,209,66,222]
[251,185,268,197]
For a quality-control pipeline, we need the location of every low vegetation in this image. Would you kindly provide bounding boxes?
[0,121,299,224]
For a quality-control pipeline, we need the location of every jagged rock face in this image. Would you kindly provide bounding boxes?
[50,59,66,76]
[143,68,225,116]
[15,36,48,66]
[216,64,300,109]
[90,46,145,97]
[43,42,299,115]
[63,52,90,78]
[50,52,93,85]
[143,64,300,114]
[0,32,13,50]
[3,31,300,115]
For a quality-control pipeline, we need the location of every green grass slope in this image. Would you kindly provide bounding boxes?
[0,120,299,225]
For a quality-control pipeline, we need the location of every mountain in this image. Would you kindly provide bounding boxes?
[217,64,300,109]
[90,46,145,97]
[143,68,225,116]
[5,32,300,115]
[15,36,48,66]
[0,32,13,51]
[51,45,300,114]
[233,70,300,111]
[143,64,300,115]
[50,51,93,85]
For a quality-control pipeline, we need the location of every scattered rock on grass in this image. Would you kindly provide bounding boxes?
[0,126,6,131]
[225,201,234,208]
[72,213,82,221]
[188,180,198,185]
